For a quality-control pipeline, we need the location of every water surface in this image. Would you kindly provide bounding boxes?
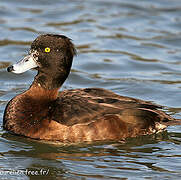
[0,0,181,179]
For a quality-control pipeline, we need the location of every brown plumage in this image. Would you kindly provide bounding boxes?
[3,34,181,142]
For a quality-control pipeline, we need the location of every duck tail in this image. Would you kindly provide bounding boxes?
[162,119,181,126]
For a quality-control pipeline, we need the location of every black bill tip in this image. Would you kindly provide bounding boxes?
[7,65,14,72]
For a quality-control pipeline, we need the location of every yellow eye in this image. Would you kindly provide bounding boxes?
[45,47,51,53]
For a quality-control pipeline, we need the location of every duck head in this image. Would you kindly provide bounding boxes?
[7,34,76,89]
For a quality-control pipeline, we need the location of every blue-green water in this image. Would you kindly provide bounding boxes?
[0,0,181,179]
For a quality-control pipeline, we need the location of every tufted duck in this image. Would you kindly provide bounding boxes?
[3,34,181,142]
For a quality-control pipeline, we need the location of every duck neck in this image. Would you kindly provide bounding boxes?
[32,69,69,90]
[26,82,59,102]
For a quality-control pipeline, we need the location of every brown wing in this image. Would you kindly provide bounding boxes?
[51,88,174,127]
